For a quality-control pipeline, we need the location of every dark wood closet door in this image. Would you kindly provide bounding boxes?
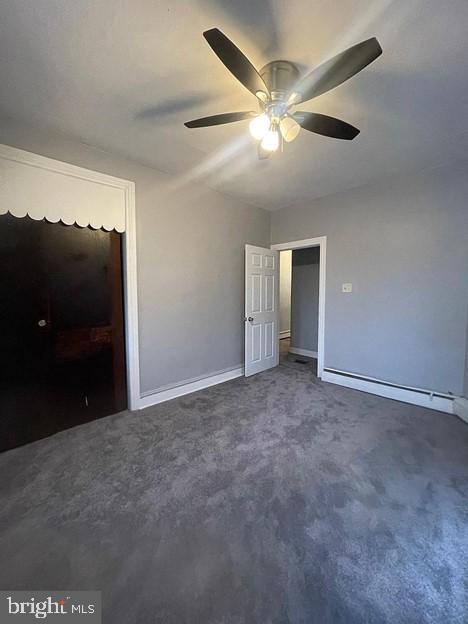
[0,214,127,451]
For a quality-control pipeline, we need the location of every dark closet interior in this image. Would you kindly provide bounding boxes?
[0,213,127,451]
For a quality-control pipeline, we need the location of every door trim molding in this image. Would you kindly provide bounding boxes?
[0,143,141,410]
[271,237,326,378]
[121,181,140,410]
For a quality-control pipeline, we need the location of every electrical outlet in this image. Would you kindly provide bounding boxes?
[342,283,352,293]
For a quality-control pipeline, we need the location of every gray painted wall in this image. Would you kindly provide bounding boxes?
[0,118,270,395]
[290,248,320,353]
[272,162,468,395]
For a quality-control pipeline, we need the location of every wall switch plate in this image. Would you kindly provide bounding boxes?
[342,283,353,293]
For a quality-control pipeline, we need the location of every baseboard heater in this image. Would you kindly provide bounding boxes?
[322,367,455,414]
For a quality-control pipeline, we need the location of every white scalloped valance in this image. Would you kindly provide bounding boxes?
[0,145,129,232]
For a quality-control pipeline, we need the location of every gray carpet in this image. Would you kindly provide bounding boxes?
[0,364,467,623]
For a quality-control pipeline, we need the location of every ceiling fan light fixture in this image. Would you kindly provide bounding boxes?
[279,116,300,142]
[185,29,382,159]
[249,113,270,140]
[261,126,280,152]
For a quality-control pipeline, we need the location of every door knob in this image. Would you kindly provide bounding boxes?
[245,316,254,322]
[37,319,47,327]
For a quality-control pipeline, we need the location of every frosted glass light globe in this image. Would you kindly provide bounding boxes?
[280,116,301,142]
[261,128,280,152]
[249,114,270,140]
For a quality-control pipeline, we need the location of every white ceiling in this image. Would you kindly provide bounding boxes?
[0,0,467,210]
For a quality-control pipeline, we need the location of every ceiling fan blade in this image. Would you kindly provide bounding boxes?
[294,112,360,140]
[203,28,269,99]
[289,38,382,105]
[184,111,256,128]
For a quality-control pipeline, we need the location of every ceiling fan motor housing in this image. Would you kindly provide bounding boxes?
[260,60,300,102]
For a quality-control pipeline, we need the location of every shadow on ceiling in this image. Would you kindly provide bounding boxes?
[134,93,214,122]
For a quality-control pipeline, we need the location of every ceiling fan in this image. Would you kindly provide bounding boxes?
[185,28,382,157]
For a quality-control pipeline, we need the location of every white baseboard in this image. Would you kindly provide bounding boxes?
[454,397,468,424]
[322,369,454,414]
[279,330,291,339]
[138,366,244,409]
[289,347,318,358]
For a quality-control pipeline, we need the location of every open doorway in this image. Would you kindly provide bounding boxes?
[279,247,320,375]
[272,237,326,378]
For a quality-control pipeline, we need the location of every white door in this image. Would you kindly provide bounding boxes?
[244,245,279,376]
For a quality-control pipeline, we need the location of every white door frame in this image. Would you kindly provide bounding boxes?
[0,144,141,410]
[271,237,326,378]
